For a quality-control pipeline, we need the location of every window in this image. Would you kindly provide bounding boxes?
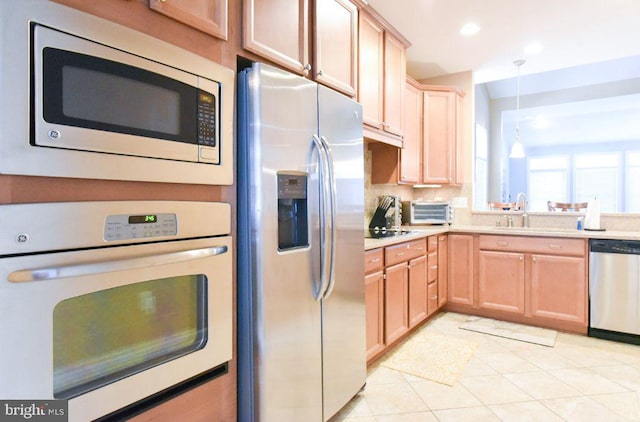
[474,124,488,210]
[528,156,569,211]
[627,152,640,212]
[574,153,619,212]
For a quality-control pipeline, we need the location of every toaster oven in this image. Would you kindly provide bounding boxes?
[402,201,452,225]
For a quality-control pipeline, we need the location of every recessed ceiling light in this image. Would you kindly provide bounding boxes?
[460,22,480,37]
[524,42,543,56]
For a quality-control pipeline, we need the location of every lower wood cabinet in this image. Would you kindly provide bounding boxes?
[448,234,474,306]
[365,248,385,360]
[408,254,428,327]
[365,235,447,362]
[447,233,588,333]
[385,261,409,344]
[529,253,586,324]
[478,250,525,314]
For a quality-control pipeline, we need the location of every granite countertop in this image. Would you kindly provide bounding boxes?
[365,224,640,250]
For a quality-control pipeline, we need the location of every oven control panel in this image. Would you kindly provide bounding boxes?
[104,213,178,241]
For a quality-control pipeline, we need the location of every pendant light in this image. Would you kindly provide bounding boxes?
[509,59,526,158]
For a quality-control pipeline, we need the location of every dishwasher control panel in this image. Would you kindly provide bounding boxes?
[104,213,178,241]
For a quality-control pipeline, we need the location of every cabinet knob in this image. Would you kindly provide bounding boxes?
[369,258,380,263]
[396,251,405,256]
[532,256,537,262]
[431,265,438,270]
[520,255,524,261]
[317,69,324,76]
[303,64,312,75]
[430,295,438,300]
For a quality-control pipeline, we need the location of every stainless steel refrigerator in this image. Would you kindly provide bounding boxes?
[237,62,366,421]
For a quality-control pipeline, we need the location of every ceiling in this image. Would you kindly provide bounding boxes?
[366,0,640,148]
[365,0,640,84]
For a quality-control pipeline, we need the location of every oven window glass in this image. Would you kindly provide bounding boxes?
[52,275,207,399]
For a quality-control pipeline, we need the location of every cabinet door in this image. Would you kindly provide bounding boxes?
[243,0,310,74]
[365,270,385,360]
[358,12,384,129]
[384,262,409,344]
[437,235,448,308]
[314,0,357,96]
[478,251,525,314]
[408,255,428,328]
[400,81,421,184]
[448,234,474,306]
[149,0,228,40]
[382,33,405,137]
[529,254,587,324]
[423,90,455,184]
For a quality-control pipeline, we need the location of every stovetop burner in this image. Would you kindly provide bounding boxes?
[366,228,413,239]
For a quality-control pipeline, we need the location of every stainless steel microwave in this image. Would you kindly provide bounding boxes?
[0,1,234,185]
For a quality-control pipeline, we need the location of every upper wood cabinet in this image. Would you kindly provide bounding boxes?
[314,0,358,96]
[400,77,422,184]
[149,0,228,40]
[243,0,358,96]
[358,8,409,146]
[423,89,456,184]
[243,0,309,75]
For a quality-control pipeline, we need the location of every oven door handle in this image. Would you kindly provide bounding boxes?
[7,245,228,283]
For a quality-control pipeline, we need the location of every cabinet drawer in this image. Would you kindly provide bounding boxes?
[479,235,586,256]
[385,238,427,267]
[427,251,438,282]
[365,248,384,273]
[428,235,438,253]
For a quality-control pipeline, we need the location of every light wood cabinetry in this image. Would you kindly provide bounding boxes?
[437,234,448,308]
[149,0,228,40]
[478,250,525,314]
[369,82,464,186]
[400,78,422,184]
[313,0,359,95]
[448,234,475,306]
[243,0,309,74]
[447,233,588,333]
[384,261,409,344]
[408,254,428,327]
[365,248,385,360]
[243,0,358,96]
[422,89,458,184]
[365,235,446,363]
[529,253,586,324]
[358,8,409,146]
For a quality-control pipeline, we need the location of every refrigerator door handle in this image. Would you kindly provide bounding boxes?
[320,136,337,300]
[312,134,332,301]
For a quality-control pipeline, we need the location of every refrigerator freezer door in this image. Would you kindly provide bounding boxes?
[318,85,367,420]
[238,63,324,421]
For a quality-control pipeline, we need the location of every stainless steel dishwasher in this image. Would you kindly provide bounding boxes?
[589,239,640,345]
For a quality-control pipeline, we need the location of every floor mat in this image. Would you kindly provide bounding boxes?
[459,316,557,347]
[378,329,478,386]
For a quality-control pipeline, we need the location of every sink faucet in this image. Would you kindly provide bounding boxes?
[515,192,528,227]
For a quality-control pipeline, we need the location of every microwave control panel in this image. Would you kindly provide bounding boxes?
[197,91,217,148]
[104,213,178,241]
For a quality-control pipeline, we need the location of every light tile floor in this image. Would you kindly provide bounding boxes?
[330,312,640,421]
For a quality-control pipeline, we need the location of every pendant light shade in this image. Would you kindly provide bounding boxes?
[509,59,526,159]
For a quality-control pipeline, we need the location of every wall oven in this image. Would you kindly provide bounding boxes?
[0,201,232,421]
[0,0,233,185]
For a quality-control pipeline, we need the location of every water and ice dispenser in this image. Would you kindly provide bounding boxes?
[277,173,308,250]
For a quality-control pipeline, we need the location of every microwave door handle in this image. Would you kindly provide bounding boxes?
[7,245,228,283]
[311,135,331,301]
[320,136,337,300]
